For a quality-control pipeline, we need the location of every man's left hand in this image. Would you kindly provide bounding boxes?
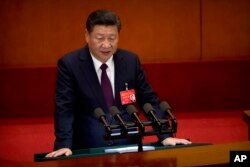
[162,137,192,146]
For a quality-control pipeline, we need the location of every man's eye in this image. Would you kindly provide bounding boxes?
[109,38,115,41]
[97,38,104,41]
[96,37,104,41]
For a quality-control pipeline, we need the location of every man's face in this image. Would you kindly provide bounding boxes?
[85,25,119,63]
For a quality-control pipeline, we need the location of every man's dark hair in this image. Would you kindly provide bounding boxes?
[86,9,121,33]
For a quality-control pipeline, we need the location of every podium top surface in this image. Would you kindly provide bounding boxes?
[30,141,250,167]
[34,142,208,162]
[0,141,250,167]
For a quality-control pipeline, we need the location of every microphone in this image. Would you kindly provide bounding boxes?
[160,101,177,131]
[159,101,175,120]
[126,105,144,132]
[109,106,128,135]
[94,108,111,133]
[143,103,161,129]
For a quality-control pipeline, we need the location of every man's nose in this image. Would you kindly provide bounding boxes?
[101,39,111,48]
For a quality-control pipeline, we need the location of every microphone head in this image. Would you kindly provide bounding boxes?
[94,107,105,119]
[160,101,172,111]
[143,103,154,114]
[126,105,138,115]
[109,106,121,117]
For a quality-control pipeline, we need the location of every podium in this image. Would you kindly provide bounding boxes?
[33,141,250,166]
[34,142,208,162]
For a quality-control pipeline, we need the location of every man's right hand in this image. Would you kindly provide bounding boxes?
[45,148,72,158]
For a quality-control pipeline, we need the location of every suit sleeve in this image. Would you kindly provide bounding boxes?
[54,58,75,150]
[134,55,159,109]
[134,56,173,142]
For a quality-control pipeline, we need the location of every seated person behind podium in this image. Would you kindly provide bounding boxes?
[46,9,191,158]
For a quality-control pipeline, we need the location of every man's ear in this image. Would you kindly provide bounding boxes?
[85,29,89,43]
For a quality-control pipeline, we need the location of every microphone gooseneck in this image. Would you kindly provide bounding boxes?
[94,107,111,133]
[109,106,128,135]
[126,105,144,132]
[143,103,161,129]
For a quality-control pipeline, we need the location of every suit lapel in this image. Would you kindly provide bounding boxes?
[114,52,126,106]
[78,47,107,110]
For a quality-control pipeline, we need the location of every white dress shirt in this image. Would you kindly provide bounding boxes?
[90,53,115,98]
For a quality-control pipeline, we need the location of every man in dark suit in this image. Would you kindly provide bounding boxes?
[46,9,191,158]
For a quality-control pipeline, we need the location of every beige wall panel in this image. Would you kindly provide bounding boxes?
[202,0,250,60]
[0,0,200,67]
[118,0,201,63]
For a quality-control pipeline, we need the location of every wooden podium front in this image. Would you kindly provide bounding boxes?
[31,141,250,167]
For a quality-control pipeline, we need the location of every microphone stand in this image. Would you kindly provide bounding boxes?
[137,122,145,152]
[103,119,177,152]
[96,105,177,153]
[137,134,143,152]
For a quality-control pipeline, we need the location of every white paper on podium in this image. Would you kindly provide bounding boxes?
[104,146,155,154]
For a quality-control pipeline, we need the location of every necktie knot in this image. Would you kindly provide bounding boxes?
[100,63,108,71]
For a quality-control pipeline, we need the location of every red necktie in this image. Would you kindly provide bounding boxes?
[100,64,114,108]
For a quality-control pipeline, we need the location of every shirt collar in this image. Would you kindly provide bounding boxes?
[90,52,114,71]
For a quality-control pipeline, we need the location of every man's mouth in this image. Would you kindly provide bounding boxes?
[100,51,112,55]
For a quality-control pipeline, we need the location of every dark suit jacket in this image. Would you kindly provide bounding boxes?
[54,46,168,150]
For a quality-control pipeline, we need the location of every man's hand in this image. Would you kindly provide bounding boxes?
[162,137,192,146]
[45,148,72,158]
